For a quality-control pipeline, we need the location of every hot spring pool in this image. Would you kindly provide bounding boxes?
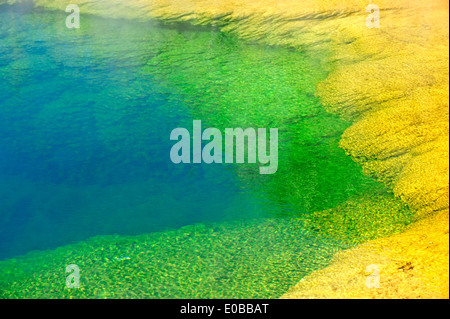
[0,3,413,298]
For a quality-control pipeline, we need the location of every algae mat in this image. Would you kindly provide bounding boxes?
[0,218,351,299]
[0,202,412,299]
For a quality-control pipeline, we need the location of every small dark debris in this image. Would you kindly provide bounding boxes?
[398,262,414,272]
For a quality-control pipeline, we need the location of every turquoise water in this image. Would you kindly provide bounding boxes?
[1,4,383,261]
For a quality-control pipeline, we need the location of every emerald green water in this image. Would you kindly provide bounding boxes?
[0,4,413,298]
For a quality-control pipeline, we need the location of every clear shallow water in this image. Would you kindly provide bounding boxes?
[0,4,414,298]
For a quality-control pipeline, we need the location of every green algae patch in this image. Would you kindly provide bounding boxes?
[138,25,386,214]
[0,196,413,299]
[0,218,350,299]
[299,192,414,245]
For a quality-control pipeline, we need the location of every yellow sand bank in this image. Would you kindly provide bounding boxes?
[10,0,448,298]
[282,209,449,298]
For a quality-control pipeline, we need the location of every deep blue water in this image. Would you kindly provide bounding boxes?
[0,5,278,259]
